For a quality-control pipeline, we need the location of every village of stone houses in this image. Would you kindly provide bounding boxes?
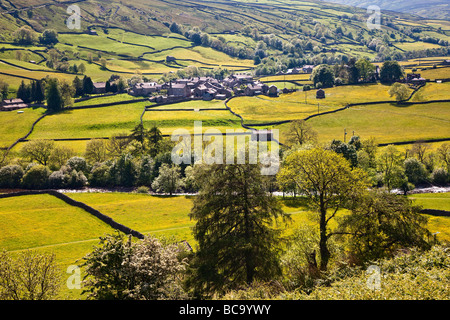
[0,0,449,304]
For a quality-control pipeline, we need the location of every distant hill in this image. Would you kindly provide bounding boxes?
[321,0,450,20]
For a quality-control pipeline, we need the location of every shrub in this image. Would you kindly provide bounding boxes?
[89,163,111,187]
[404,157,428,185]
[135,186,150,194]
[66,156,88,174]
[431,167,448,186]
[0,165,24,188]
[22,165,51,189]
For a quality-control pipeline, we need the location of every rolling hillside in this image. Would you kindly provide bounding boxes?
[322,0,450,20]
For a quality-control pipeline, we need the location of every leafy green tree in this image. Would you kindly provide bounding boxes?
[0,165,24,188]
[277,147,369,271]
[376,145,405,190]
[311,64,335,88]
[0,79,9,100]
[338,190,431,263]
[81,233,187,300]
[73,76,84,97]
[48,145,75,170]
[388,82,410,101]
[21,139,55,166]
[34,80,45,103]
[13,26,37,45]
[137,155,154,187]
[328,139,358,167]
[85,139,108,164]
[45,78,64,112]
[355,58,375,82]
[187,163,290,297]
[0,250,61,300]
[147,125,163,157]
[39,29,58,45]
[403,157,428,185]
[380,61,404,83]
[285,120,317,147]
[151,163,184,195]
[17,80,31,103]
[109,153,138,187]
[22,164,51,189]
[82,76,94,95]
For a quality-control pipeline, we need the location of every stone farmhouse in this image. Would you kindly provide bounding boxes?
[0,98,28,111]
[128,73,277,102]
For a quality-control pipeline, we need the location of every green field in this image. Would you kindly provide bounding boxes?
[28,103,147,140]
[143,100,244,135]
[227,83,401,124]
[0,107,46,148]
[409,193,450,242]
[0,190,449,299]
[282,101,450,144]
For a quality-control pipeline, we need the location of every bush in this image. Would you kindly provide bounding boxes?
[89,163,111,187]
[0,165,24,188]
[66,156,88,174]
[403,157,428,185]
[135,186,150,194]
[22,165,51,189]
[431,167,448,186]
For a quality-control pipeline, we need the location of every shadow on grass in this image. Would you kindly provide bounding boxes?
[278,196,309,208]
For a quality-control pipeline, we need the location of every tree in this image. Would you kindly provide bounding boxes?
[21,139,55,166]
[0,165,24,188]
[380,60,404,83]
[436,143,450,171]
[355,58,375,82]
[107,134,131,158]
[388,82,410,102]
[48,145,75,170]
[285,120,317,147]
[22,164,51,189]
[40,29,58,45]
[78,63,86,75]
[72,76,84,97]
[0,250,61,300]
[147,125,163,157]
[187,163,290,297]
[403,157,428,185]
[109,153,138,187]
[338,190,431,263]
[17,80,31,103]
[277,147,369,271]
[151,163,184,195]
[410,141,430,164]
[81,233,187,300]
[82,76,94,95]
[85,139,108,164]
[0,79,9,100]
[377,145,404,190]
[13,26,37,45]
[311,64,335,88]
[45,78,64,112]
[34,80,45,103]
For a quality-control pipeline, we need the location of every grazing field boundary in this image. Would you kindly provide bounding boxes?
[0,190,145,239]
[421,209,450,217]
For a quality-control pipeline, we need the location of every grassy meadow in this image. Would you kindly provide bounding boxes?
[0,190,449,299]
[227,83,401,124]
[276,101,450,144]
